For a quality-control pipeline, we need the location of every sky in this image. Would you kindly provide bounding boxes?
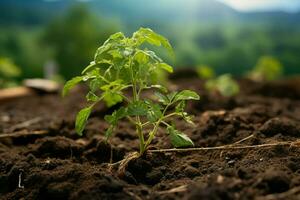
[43,0,300,13]
[218,0,300,12]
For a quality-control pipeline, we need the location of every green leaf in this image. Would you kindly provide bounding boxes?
[86,91,100,102]
[154,92,169,105]
[62,76,83,97]
[134,51,149,64]
[133,28,174,55]
[105,107,127,126]
[89,78,104,92]
[82,61,97,74]
[127,101,148,116]
[149,85,168,93]
[175,101,185,113]
[108,32,125,41]
[157,63,173,73]
[102,91,123,107]
[145,101,162,123]
[167,126,194,148]
[75,106,93,136]
[100,79,123,91]
[108,49,123,59]
[173,90,200,103]
[182,112,195,125]
[144,50,162,62]
[104,107,127,140]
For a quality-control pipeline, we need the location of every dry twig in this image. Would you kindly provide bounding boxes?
[7,117,42,132]
[149,141,298,153]
[0,130,48,139]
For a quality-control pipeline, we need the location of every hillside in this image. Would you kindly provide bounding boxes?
[0,0,299,27]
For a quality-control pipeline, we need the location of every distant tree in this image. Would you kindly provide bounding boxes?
[43,5,118,79]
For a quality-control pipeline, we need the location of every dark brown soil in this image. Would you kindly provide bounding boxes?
[2,73,300,200]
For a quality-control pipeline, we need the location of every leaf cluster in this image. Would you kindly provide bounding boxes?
[63,28,200,154]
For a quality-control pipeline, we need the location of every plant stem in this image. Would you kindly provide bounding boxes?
[141,104,171,154]
[129,57,145,155]
[137,122,145,155]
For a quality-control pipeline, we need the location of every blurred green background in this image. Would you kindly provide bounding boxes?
[0,0,300,85]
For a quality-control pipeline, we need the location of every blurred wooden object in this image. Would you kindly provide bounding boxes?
[0,87,35,102]
[23,79,59,93]
[0,79,60,103]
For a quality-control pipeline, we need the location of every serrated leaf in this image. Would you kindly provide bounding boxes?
[150,85,168,93]
[134,51,149,64]
[86,91,99,102]
[173,90,200,103]
[133,28,174,55]
[167,126,194,148]
[182,113,195,125]
[75,106,93,136]
[108,32,125,41]
[144,50,163,62]
[63,76,83,97]
[104,107,127,140]
[108,49,123,59]
[82,61,97,74]
[89,78,103,92]
[145,102,162,123]
[157,63,173,73]
[104,107,127,126]
[100,79,123,91]
[175,101,185,113]
[154,92,169,105]
[127,101,148,116]
[102,91,123,107]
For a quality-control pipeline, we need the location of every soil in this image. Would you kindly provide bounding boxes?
[2,71,300,200]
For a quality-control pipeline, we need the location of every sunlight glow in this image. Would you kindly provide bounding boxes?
[218,0,300,12]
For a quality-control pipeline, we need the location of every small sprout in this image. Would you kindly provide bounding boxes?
[63,28,200,155]
[196,65,215,80]
[205,74,239,97]
[248,56,283,81]
[0,57,21,88]
[195,65,239,97]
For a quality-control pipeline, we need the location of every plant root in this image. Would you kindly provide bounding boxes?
[117,152,140,177]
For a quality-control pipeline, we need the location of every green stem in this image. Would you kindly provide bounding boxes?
[141,104,171,154]
[128,57,145,155]
[137,122,145,155]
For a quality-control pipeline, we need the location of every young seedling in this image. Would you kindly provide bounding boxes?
[248,56,283,82]
[63,28,200,156]
[205,74,239,97]
[196,65,215,80]
[195,65,239,97]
